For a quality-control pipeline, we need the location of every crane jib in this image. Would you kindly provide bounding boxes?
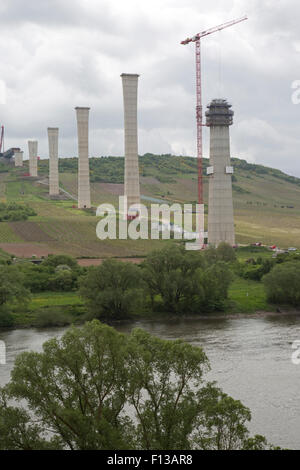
[180,15,248,247]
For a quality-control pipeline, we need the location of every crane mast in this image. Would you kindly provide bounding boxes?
[181,15,247,247]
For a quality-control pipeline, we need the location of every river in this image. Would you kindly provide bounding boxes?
[0,315,300,449]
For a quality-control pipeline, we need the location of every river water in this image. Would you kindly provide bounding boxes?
[0,315,300,449]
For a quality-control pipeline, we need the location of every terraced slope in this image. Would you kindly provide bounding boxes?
[0,155,298,257]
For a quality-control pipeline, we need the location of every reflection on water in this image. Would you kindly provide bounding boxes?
[0,315,300,449]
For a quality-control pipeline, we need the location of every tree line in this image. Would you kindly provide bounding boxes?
[0,243,300,327]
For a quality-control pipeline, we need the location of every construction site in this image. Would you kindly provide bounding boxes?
[1,2,300,453]
[0,15,299,259]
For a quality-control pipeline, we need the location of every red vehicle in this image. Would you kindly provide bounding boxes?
[127,214,139,221]
[269,245,277,250]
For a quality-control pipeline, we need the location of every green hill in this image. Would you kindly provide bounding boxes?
[0,154,299,259]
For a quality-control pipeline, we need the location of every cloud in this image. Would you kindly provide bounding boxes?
[0,0,300,177]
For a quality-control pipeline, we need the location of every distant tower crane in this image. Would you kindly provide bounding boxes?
[181,16,247,246]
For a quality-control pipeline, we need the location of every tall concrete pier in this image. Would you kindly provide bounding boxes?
[14,151,23,167]
[28,141,38,177]
[48,128,59,196]
[75,107,91,209]
[121,73,140,213]
[206,99,235,246]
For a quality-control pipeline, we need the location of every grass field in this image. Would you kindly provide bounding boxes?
[228,277,271,313]
[0,223,24,243]
[11,291,85,327]
[30,291,83,310]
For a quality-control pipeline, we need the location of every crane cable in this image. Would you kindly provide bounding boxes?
[218,30,223,98]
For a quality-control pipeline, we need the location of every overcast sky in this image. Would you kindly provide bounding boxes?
[1,0,300,176]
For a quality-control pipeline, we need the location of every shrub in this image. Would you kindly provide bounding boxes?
[42,255,78,270]
[0,307,14,327]
[0,203,36,222]
[263,262,300,306]
[34,309,72,328]
[242,259,274,281]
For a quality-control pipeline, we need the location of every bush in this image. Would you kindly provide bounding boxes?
[0,265,30,310]
[18,258,80,293]
[42,255,78,270]
[0,203,36,222]
[48,270,77,292]
[242,259,274,281]
[34,309,72,328]
[0,307,14,327]
[19,264,53,292]
[263,262,300,306]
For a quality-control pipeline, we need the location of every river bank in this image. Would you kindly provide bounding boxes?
[3,305,299,331]
[0,275,296,330]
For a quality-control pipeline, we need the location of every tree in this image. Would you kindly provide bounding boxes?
[263,262,300,307]
[79,260,143,319]
[18,263,55,293]
[49,269,77,292]
[199,262,233,311]
[0,320,273,450]
[141,246,205,313]
[204,243,236,264]
[216,242,237,263]
[142,246,232,313]
[0,266,30,326]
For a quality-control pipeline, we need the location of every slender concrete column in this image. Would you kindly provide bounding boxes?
[121,73,140,213]
[48,128,59,196]
[206,99,235,247]
[75,107,91,209]
[28,141,38,177]
[14,151,23,167]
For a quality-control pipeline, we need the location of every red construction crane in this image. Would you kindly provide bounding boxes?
[181,15,247,244]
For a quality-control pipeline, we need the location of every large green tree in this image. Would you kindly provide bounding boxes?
[79,259,143,319]
[142,246,232,313]
[0,321,273,450]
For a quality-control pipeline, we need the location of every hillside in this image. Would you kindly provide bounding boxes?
[0,154,299,259]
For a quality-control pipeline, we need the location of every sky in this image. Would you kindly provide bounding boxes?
[1,0,300,176]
